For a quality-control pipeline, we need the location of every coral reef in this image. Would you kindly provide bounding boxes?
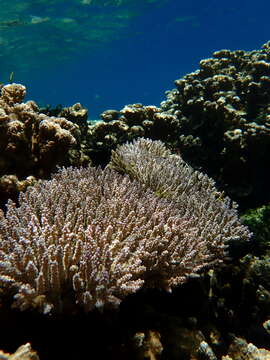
[160,42,270,209]
[87,43,270,210]
[0,140,250,314]
[0,83,89,208]
[0,343,39,360]
[86,104,180,165]
[241,203,270,255]
[1,43,270,359]
[222,337,270,360]
[196,337,270,360]
[58,102,88,138]
[132,330,163,360]
[195,252,270,359]
[4,39,270,215]
[109,138,251,256]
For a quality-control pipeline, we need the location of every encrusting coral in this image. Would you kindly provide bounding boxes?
[0,83,88,207]
[0,139,250,314]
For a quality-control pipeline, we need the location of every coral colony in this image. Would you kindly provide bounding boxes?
[0,139,250,313]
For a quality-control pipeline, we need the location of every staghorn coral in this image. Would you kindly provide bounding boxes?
[109,138,250,257]
[0,83,88,207]
[0,140,250,314]
[160,42,270,209]
[0,166,210,313]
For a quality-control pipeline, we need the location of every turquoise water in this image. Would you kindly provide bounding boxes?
[1,0,269,119]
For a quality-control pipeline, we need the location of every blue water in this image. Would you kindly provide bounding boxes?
[1,0,270,119]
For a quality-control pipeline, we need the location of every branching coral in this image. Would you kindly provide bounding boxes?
[0,139,251,314]
[109,138,251,258]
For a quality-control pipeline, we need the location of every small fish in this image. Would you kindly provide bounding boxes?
[0,19,26,28]
[8,72,14,83]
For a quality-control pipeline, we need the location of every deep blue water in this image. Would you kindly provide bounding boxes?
[1,0,270,119]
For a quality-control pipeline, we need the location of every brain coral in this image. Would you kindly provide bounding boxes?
[160,42,270,209]
[0,139,251,314]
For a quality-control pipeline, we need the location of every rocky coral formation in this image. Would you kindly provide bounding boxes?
[87,43,270,210]
[0,343,39,360]
[85,104,181,165]
[0,83,89,207]
[160,42,270,210]
[222,337,270,360]
[132,330,163,360]
[58,102,89,138]
[196,337,270,360]
[241,203,270,255]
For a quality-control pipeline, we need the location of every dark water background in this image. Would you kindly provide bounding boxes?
[1,0,269,119]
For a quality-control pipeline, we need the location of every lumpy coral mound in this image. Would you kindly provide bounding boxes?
[0,139,251,314]
[92,42,270,210]
[160,42,270,209]
[0,83,86,207]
